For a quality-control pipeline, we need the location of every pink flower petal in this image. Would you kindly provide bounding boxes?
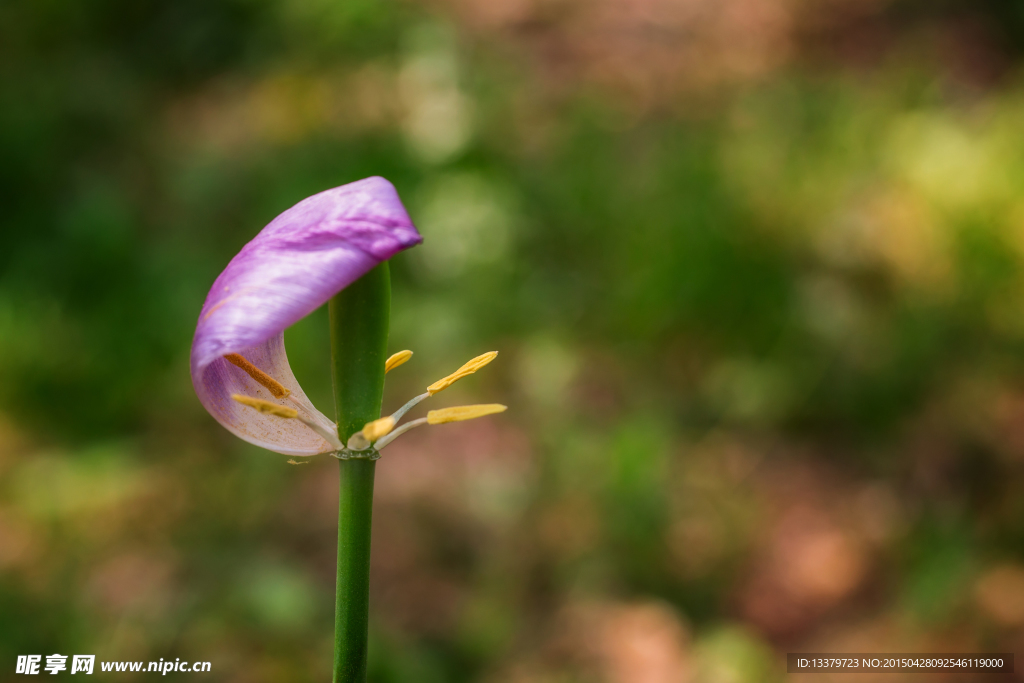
[190,177,421,455]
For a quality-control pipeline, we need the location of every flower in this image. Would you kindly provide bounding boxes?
[191,176,508,458]
[190,177,421,456]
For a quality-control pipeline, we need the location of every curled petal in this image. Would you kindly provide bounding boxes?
[196,335,334,455]
[190,177,422,455]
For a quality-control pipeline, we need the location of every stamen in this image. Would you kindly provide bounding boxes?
[362,417,396,442]
[302,418,343,450]
[428,404,507,424]
[285,394,336,431]
[390,392,430,423]
[286,459,310,465]
[231,394,299,418]
[385,350,413,373]
[224,353,292,398]
[233,393,343,451]
[373,418,428,450]
[427,351,498,395]
[375,404,508,450]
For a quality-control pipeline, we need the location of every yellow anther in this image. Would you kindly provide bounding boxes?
[286,459,310,465]
[427,351,498,395]
[427,404,507,424]
[361,417,396,442]
[224,353,292,399]
[231,394,299,419]
[385,350,413,373]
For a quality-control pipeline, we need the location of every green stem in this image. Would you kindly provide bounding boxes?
[332,458,375,683]
[329,263,390,683]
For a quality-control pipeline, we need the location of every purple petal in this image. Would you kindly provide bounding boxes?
[197,334,337,455]
[190,177,422,455]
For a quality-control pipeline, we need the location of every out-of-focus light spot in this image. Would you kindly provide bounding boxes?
[975,564,1024,627]
[517,336,578,411]
[737,503,869,635]
[778,524,865,602]
[598,602,692,683]
[390,299,470,362]
[238,563,319,631]
[692,626,777,683]
[887,113,1008,211]
[702,359,793,423]
[414,172,515,278]
[399,24,473,163]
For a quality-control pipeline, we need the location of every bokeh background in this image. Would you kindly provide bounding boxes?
[4,0,1024,680]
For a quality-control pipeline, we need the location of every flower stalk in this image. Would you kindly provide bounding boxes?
[329,262,391,683]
